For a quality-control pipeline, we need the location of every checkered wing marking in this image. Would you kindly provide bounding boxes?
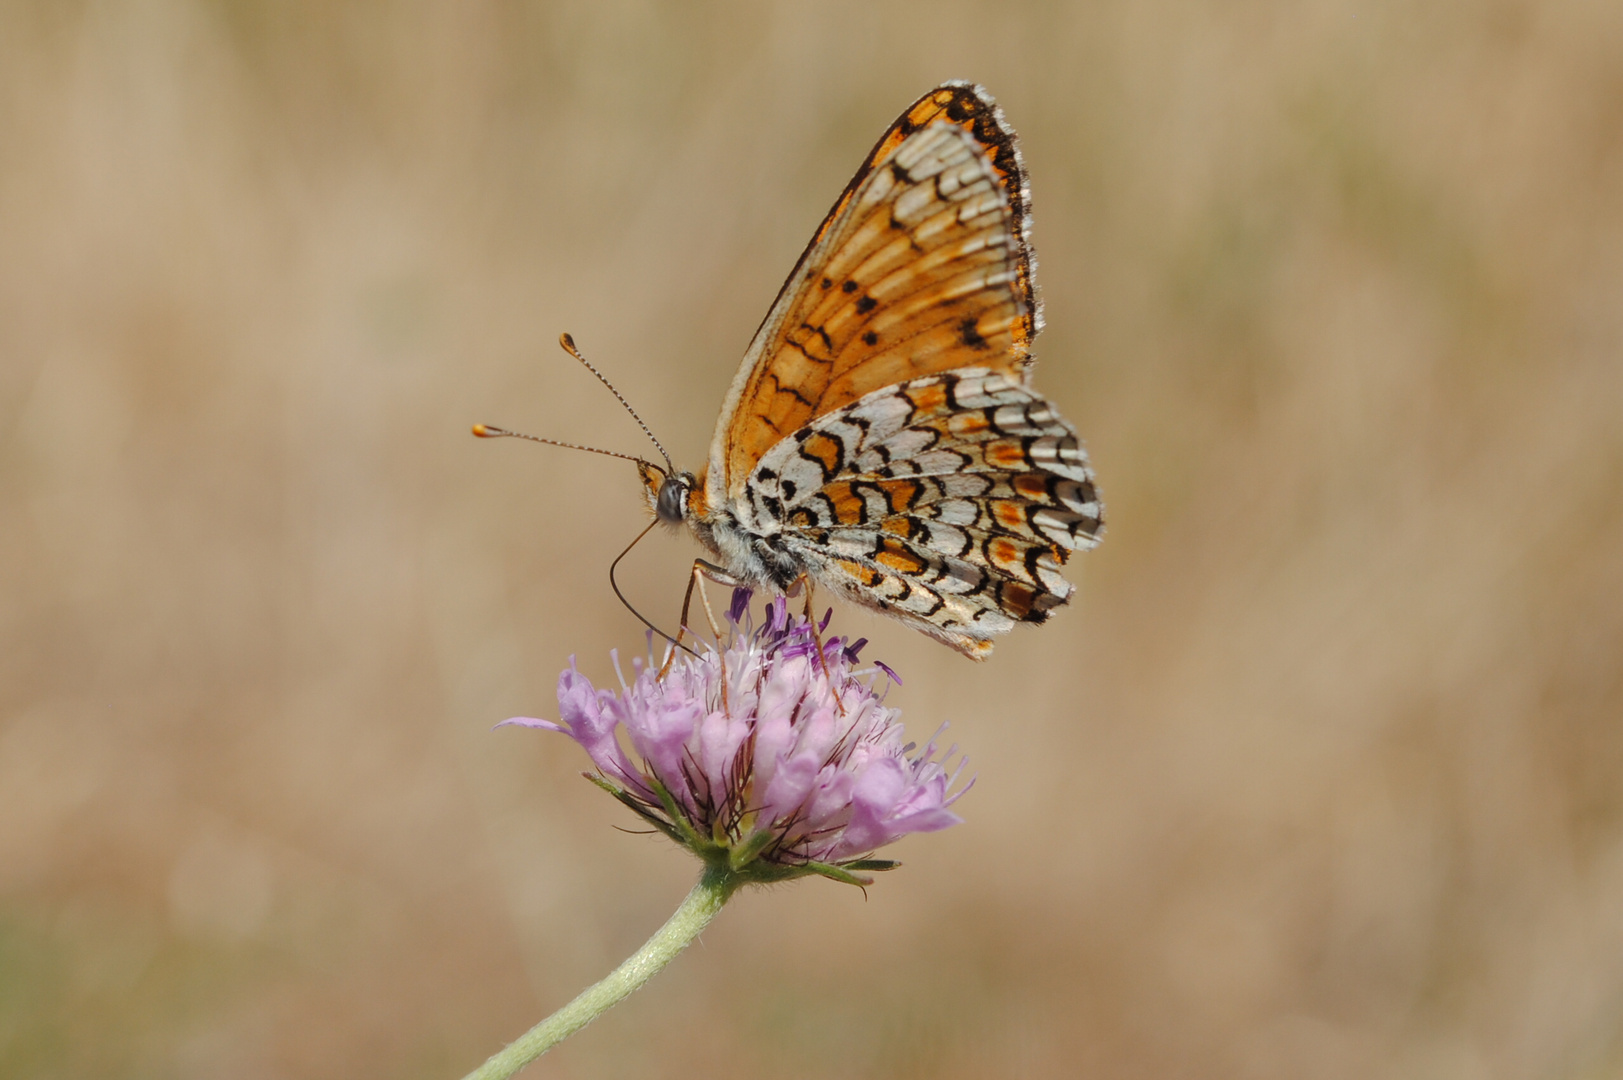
[743,368,1102,657]
[705,82,1037,510]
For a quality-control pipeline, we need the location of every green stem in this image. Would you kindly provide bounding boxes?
[460,865,742,1080]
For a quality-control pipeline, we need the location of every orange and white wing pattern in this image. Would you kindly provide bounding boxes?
[703,81,1038,507]
[744,368,1101,656]
[691,82,1103,658]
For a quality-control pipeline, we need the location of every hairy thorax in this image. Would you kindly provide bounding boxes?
[693,509,803,591]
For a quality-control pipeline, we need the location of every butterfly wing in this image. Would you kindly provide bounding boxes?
[743,369,1103,657]
[702,82,1039,510]
[692,82,1102,657]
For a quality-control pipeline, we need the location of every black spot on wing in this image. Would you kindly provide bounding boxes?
[768,372,815,408]
[797,441,843,484]
[1023,542,1049,582]
[786,338,833,367]
[803,322,834,353]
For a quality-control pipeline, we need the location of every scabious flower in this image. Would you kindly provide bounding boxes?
[505,590,970,885]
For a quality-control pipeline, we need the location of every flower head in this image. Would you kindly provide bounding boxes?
[505,591,970,885]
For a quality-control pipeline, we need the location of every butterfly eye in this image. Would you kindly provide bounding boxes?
[656,474,689,523]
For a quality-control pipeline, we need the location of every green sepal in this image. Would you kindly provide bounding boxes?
[586,773,900,891]
[585,773,686,846]
[803,860,875,887]
[728,829,779,871]
[647,775,710,852]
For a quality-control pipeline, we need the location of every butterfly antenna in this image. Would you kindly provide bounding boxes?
[611,518,697,656]
[470,424,655,469]
[557,333,674,472]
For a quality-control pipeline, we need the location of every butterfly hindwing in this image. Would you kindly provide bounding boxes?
[740,369,1102,656]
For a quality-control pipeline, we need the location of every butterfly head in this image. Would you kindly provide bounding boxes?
[638,460,697,525]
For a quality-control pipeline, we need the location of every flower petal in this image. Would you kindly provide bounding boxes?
[554,659,640,788]
[508,594,967,879]
[495,717,561,731]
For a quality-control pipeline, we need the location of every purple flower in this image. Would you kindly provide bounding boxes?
[504,591,970,885]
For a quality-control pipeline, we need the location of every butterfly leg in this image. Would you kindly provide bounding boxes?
[691,565,728,645]
[661,560,745,710]
[788,574,845,716]
[662,562,708,678]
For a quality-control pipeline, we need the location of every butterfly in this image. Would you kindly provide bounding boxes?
[637,82,1104,659]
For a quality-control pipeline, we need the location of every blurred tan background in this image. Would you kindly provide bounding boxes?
[3,2,1621,1078]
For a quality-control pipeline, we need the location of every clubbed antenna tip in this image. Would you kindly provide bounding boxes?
[557,333,674,472]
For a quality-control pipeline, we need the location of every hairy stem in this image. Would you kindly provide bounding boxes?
[460,865,741,1080]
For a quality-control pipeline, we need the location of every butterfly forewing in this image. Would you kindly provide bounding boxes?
[709,84,1039,504]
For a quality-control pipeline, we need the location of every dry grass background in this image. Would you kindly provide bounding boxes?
[2,2,1621,1078]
